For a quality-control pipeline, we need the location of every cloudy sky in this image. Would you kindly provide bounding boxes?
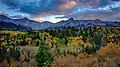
[0,0,120,23]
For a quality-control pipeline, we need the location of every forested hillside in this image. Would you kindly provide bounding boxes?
[0,26,120,67]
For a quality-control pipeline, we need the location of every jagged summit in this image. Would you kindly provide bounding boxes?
[68,18,75,21]
[22,17,29,20]
[0,15,120,30]
[0,15,10,19]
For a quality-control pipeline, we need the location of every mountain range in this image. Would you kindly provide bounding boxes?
[0,15,120,31]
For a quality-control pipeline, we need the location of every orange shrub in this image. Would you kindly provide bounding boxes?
[51,43,120,67]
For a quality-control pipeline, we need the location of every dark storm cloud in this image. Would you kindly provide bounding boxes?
[0,0,64,15]
[78,0,110,8]
[59,1,120,21]
[98,0,109,7]
[20,0,63,14]
[0,0,63,14]
[111,0,120,1]
[77,0,98,8]
[0,0,111,15]
[0,0,20,9]
[0,0,120,22]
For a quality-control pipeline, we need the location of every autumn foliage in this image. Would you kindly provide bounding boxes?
[51,43,120,67]
[0,27,120,67]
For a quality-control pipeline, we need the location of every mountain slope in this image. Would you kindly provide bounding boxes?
[0,15,120,30]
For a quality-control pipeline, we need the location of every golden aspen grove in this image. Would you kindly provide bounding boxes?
[0,26,120,67]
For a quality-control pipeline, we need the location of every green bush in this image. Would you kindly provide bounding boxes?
[35,45,53,67]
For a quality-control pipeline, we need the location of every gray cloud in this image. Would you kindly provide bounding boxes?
[98,0,109,7]
[0,0,63,15]
[111,0,120,1]
[0,0,120,21]
[0,12,8,16]
[20,0,63,14]
[104,12,120,21]
[0,0,20,9]
[10,15,25,19]
[63,10,113,20]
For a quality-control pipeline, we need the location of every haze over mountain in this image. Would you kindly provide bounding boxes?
[0,15,120,31]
